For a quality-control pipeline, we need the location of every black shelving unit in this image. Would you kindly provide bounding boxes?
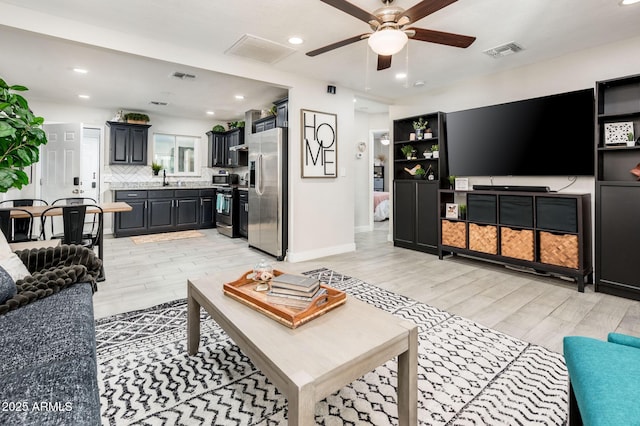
[595,73,640,300]
[392,112,446,254]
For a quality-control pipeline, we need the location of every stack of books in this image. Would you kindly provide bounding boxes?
[266,274,325,309]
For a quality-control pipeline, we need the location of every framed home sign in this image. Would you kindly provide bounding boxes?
[301,109,337,178]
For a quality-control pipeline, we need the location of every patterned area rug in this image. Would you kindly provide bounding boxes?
[95,268,568,425]
[130,230,204,244]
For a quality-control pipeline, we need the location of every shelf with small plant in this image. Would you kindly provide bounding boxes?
[393,112,445,181]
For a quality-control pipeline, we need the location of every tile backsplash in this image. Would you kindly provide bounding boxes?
[104,165,248,189]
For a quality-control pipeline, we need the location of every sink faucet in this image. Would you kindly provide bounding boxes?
[162,170,169,187]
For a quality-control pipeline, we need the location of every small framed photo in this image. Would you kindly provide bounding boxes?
[604,122,634,145]
[454,178,469,191]
[446,203,459,219]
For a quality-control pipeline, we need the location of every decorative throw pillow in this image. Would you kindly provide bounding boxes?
[0,265,16,304]
[0,229,30,281]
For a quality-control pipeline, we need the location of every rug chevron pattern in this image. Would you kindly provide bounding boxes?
[96,268,568,425]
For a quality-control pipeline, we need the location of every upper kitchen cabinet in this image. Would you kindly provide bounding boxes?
[207,130,227,167]
[207,128,247,167]
[275,98,288,128]
[107,121,150,165]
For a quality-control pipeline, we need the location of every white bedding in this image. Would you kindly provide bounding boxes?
[374,192,390,221]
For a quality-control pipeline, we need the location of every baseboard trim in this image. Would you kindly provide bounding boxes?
[287,243,356,263]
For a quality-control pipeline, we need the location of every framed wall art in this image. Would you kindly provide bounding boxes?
[301,109,337,178]
[445,203,459,219]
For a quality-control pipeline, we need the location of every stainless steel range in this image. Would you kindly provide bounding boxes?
[215,187,238,237]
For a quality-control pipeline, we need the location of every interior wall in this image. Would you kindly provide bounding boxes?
[286,85,357,262]
[354,111,372,232]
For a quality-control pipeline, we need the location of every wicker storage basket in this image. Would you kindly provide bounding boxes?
[539,231,579,268]
[500,227,534,261]
[468,223,497,254]
[441,220,466,248]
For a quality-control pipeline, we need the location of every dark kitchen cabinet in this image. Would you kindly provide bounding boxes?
[207,131,227,167]
[175,190,200,229]
[226,128,247,167]
[199,189,216,228]
[113,188,215,237]
[147,190,175,233]
[254,116,276,133]
[113,190,147,235]
[275,98,288,127]
[107,121,150,165]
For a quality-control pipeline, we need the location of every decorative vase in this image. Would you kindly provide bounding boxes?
[432,151,439,159]
[423,152,432,159]
[415,129,424,140]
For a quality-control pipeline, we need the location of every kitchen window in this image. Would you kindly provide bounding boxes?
[153,133,200,176]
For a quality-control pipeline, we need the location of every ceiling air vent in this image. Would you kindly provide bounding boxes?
[172,71,196,80]
[150,101,168,106]
[483,42,523,58]
[225,34,296,64]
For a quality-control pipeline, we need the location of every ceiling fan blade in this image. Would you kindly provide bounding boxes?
[377,55,392,71]
[408,27,476,48]
[320,0,379,23]
[403,0,458,23]
[306,34,369,57]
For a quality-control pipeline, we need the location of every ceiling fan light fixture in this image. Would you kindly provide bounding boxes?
[368,28,408,56]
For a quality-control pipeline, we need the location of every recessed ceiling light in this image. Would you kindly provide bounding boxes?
[395,73,407,79]
[620,0,640,5]
[78,94,90,99]
[414,80,425,87]
[73,68,88,74]
[288,36,303,45]
[206,111,215,115]
[235,95,245,100]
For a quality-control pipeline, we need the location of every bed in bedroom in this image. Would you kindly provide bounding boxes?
[374,191,389,221]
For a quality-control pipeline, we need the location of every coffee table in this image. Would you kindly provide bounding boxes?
[187,275,418,426]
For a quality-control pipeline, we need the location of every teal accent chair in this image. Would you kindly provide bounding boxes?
[563,333,640,425]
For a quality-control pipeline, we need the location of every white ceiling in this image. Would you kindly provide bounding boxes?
[1,0,640,121]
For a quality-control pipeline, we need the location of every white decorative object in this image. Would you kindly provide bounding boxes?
[455,178,469,191]
[445,203,459,219]
[604,122,634,145]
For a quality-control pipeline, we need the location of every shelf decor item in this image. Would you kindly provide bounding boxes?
[401,145,414,159]
[445,203,459,219]
[124,112,150,124]
[431,144,440,158]
[448,175,456,189]
[628,132,636,147]
[604,122,634,145]
[455,177,469,190]
[423,150,432,159]
[414,167,426,179]
[458,204,467,220]
[412,118,428,140]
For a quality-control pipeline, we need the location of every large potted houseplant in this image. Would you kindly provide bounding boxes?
[0,78,48,192]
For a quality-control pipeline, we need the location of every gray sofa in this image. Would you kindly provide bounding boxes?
[0,246,102,426]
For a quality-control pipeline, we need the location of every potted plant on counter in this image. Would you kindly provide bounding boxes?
[151,162,162,176]
[431,144,440,158]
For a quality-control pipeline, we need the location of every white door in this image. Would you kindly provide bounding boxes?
[41,123,100,203]
[41,123,101,238]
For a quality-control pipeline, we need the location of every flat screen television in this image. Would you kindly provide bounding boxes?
[445,88,595,176]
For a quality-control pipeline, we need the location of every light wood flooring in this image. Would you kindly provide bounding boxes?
[94,221,640,354]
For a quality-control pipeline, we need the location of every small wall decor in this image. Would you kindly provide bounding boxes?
[301,109,337,178]
[446,203,459,219]
[455,177,469,191]
[604,122,634,145]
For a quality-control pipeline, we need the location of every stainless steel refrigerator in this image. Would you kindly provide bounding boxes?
[248,127,287,260]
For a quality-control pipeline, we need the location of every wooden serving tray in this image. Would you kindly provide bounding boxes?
[223,270,347,328]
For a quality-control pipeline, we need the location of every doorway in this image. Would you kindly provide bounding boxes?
[41,123,101,204]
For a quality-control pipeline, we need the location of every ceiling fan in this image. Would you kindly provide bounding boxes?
[306,0,476,71]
